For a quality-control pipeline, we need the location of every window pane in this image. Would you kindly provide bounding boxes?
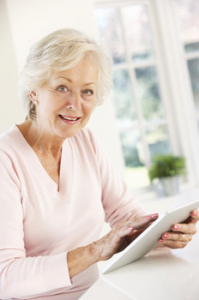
[112,69,137,128]
[120,130,141,167]
[122,5,155,62]
[146,126,171,159]
[125,166,150,190]
[174,0,199,53]
[135,67,164,120]
[95,5,172,191]
[174,0,199,127]
[185,42,199,53]
[95,7,126,64]
[187,58,199,120]
[120,130,150,189]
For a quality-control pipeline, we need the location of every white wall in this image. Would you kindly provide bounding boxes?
[0,0,24,131]
[0,0,125,175]
[6,0,98,70]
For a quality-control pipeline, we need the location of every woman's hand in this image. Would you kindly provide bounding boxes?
[158,209,199,249]
[67,213,158,278]
[93,213,158,261]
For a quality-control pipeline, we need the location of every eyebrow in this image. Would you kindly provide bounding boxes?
[56,77,96,85]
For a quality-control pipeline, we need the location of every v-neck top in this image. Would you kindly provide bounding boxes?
[0,125,145,300]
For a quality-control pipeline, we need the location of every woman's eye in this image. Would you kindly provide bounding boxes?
[83,89,94,96]
[57,86,68,92]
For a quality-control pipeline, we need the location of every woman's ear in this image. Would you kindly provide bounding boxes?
[29,91,39,105]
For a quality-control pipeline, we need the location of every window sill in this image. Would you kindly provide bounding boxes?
[130,182,199,207]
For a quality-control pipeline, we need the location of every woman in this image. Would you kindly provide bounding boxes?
[0,28,198,300]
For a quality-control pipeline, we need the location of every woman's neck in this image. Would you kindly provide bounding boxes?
[17,119,64,160]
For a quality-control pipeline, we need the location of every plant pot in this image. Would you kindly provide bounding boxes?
[160,176,180,197]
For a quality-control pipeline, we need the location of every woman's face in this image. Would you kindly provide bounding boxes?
[31,56,97,140]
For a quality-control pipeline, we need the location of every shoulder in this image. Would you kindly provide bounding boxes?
[70,127,99,153]
[0,126,14,151]
[75,127,96,141]
[0,125,21,162]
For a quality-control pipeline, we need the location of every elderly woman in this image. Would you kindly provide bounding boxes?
[0,29,198,300]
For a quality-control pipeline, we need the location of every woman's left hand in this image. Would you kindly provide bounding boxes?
[158,209,199,249]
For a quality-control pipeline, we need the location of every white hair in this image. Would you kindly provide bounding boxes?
[18,28,113,120]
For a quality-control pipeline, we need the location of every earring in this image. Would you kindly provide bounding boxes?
[29,91,38,105]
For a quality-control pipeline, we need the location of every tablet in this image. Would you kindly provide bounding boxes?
[102,198,199,274]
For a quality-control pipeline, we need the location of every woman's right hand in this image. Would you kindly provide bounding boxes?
[93,213,158,261]
[67,213,158,279]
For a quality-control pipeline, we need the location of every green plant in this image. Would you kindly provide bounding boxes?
[148,154,186,182]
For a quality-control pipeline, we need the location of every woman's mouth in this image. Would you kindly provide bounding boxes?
[59,115,81,123]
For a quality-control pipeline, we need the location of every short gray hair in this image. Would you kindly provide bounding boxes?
[19,28,113,120]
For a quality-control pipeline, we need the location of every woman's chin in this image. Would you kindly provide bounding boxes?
[55,127,80,139]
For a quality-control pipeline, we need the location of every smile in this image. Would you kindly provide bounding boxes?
[59,115,81,122]
[61,116,78,121]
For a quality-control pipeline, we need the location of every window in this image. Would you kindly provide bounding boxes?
[95,2,171,190]
[173,0,199,129]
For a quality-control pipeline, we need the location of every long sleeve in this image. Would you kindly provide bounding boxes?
[88,130,147,227]
[0,151,72,299]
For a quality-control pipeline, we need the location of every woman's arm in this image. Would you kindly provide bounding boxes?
[87,129,147,227]
[0,154,72,299]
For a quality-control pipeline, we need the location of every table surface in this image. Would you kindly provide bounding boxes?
[81,191,199,300]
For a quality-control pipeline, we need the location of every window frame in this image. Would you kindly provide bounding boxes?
[94,0,199,195]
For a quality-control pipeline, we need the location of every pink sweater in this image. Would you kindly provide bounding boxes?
[0,125,145,300]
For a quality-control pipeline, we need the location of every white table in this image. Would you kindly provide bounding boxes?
[81,225,199,300]
[81,191,199,300]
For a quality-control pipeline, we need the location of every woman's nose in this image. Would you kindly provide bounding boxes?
[65,92,81,110]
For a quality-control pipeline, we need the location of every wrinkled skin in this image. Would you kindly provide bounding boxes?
[94,214,158,261]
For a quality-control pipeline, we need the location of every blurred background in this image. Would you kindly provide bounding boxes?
[1,0,199,201]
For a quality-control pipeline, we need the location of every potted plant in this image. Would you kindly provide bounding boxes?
[148,154,186,196]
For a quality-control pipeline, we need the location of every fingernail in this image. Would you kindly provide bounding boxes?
[163,233,169,239]
[128,226,133,231]
[173,225,179,230]
[158,239,163,243]
[145,216,151,220]
[192,210,198,217]
[151,213,158,219]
